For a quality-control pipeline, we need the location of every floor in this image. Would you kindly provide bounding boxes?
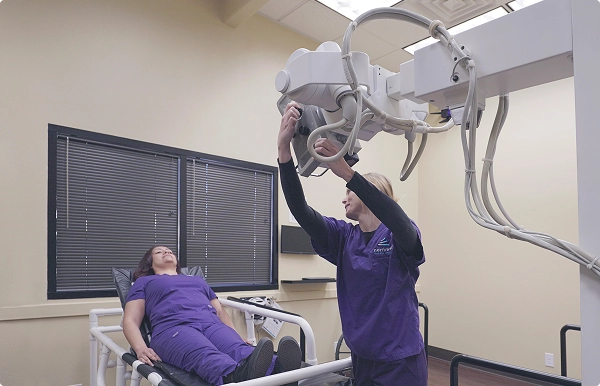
[428,357,553,386]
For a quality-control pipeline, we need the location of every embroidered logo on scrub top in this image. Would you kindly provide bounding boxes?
[373,237,393,255]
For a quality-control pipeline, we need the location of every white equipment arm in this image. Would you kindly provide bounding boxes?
[275,0,599,277]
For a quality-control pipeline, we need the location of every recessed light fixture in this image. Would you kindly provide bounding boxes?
[316,0,401,21]
[404,7,508,55]
[507,0,544,11]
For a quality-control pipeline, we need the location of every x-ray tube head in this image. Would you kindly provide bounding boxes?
[275,41,440,177]
[277,96,362,177]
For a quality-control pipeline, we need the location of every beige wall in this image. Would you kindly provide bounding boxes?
[0,0,582,385]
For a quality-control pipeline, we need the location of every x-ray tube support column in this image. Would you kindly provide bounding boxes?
[404,0,599,383]
[572,1,600,385]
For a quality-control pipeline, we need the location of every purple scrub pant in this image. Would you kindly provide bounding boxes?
[351,349,428,386]
[151,322,254,386]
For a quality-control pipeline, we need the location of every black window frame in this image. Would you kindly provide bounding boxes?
[48,124,278,299]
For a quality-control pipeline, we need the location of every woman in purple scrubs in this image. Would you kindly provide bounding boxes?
[123,246,301,385]
[278,102,428,386]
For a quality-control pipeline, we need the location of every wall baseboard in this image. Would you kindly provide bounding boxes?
[427,345,461,362]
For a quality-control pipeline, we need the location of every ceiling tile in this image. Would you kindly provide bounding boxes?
[258,0,309,21]
[361,18,431,49]
[279,1,351,42]
[372,49,415,72]
[334,29,398,65]
[398,0,507,27]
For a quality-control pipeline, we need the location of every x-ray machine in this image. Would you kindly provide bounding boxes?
[275,0,600,384]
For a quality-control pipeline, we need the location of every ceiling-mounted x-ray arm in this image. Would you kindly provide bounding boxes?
[277,2,600,383]
[275,0,600,277]
[275,8,459,177]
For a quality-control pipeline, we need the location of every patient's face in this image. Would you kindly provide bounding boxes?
[151,246,177,271]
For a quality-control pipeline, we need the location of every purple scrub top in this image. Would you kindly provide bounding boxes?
[127,274,218,338]
[312,216,425,361]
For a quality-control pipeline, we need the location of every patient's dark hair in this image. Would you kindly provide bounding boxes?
[133,246,181,280]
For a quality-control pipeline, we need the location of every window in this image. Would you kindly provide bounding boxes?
[48,125,278,299]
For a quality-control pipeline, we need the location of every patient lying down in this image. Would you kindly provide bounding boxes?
[123,246,301,385]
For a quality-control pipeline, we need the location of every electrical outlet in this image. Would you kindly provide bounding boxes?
[545,353,554,368]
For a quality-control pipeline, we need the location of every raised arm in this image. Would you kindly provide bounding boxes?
[123,299,161,365]
[278,102,328,246]
[277,101,301,166]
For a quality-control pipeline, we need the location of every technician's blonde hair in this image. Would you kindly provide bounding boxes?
[362,173,397,202]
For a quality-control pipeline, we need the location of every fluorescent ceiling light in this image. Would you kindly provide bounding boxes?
[316,0,400,21]
[507,0,544,11]
[404,7,508,55]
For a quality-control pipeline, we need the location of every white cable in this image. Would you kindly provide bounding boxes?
[587,256,599,270]
[400,134,428,181]
[420,119,455,133]
[483,96,517,223]
[337,7,461,170]
[481,96,510,226]
[461,62,494,223]
[336,7,444,166]
[306,118,349,163]
[305,102,378,164]
[347,90,363,156]
[475,96,598,271]
[401,140,413,178]
[489,167,521,228]
[455,71,600,276]
[428,20,445,39]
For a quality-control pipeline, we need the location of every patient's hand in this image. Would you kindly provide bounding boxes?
[136,346,161,365]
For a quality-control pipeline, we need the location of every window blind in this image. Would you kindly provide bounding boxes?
[186,159,274,287]
[53,136,179,295]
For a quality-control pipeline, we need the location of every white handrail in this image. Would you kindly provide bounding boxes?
[228,357,352,386]
[219,298,319,365]
[89,308,124,386]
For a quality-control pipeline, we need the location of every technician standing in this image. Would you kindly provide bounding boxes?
[277,101,427,385]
